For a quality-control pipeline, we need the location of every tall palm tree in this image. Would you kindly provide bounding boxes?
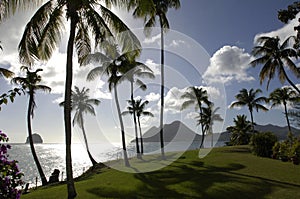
[269,87,298,132]
[60,86,100,166]
[250,36,300,93]
[128,0,181,158]
[11,66,50,186]
[197,104,223,148]
[230,88,268,132]
[87,43,142,167]
[227,115,252,145]
[18,1,139,197]
[120,63,154,158]
[181,86,210,148]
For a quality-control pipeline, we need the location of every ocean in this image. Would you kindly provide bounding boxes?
[7,140,225,187]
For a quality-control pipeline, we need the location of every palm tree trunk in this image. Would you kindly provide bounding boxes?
[280,65,300,94]
[80,116,97,166]
[249,109,255,133]
[114,86,130,167]
[138,116,144,154]
[131,82,141,159]
[64,13,77,199]
[27,92,47,186]
[198,103,205,148]
[284,102,292,132]
[159,15,165,159]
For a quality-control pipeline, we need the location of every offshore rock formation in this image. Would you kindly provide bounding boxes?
[25,133,43,144]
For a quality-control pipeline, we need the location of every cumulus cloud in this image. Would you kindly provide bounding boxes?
[163,87,187,114]
[145,59,160,75]
[145,92,160,102]
[203,46,255,84]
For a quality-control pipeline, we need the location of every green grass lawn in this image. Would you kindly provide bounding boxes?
[22,146,300,199]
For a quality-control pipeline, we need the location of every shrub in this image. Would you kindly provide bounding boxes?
[0,131,24,199]
[250,132,277,157]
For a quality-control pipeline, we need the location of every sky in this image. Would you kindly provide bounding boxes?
[0,0,299,144]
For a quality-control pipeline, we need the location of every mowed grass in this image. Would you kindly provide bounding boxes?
[22,146,300,199]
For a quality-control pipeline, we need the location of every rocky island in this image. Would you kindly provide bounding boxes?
[25,133,43,144]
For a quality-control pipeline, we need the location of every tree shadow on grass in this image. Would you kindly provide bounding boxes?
[86,161,277,199]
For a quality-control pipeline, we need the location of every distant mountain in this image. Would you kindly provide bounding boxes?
[139,121,300,143]
[141,120,201,143]
[25,133,43,144]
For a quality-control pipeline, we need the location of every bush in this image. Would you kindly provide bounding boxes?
[250,132,277,157]
[0,131,24,199]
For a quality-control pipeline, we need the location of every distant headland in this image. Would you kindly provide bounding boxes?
[25,133,43,144]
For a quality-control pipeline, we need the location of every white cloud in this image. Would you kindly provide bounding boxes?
[145,92,160,102]
[254,13,300,43]
[145,59,160,75]
[163,87,187,114]
[168,40,186,48]
[203,46,255,84]
[143,34,161,44]
[185,112,199,120]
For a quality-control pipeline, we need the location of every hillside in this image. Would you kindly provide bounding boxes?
[141,120,201,142]
[22,146,300,199]
[139,121,300,143]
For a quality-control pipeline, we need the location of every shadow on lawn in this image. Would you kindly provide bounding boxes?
[86,160,278,199]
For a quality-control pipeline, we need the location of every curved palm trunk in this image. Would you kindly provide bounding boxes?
[249,109,255,133]
[137,116,144,154]
[80,116,97,166]
[280,65,300,94]
[159,16,165,159]
[130,82,141,159]
[64,15,77,199]
[283,102,292,133]
[27,92,48,186]
[114,86,130,167]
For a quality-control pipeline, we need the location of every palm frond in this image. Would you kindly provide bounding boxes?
[38,5,64,61]
[0,68,14,78]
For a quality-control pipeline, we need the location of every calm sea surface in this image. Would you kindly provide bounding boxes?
[7,140,225,187]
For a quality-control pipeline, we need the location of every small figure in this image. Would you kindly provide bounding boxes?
[49,169,60,184]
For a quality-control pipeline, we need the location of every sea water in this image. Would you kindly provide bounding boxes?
[7,140,225,187]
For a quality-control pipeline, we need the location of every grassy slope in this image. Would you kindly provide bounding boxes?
[22,146,300,199]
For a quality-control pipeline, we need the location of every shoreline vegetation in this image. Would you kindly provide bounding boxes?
[21,145,300,199]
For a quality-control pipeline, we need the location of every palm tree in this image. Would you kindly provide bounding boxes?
[197,104,223,148]
[181,86,210,148]
[18,1,139,197]
[87,43,142,167]
[120,62,154,158]
[250,36,300,93]
[128,0,181,158]
[227,115,252,145]
[60,86,100,166]
[11,66,50,186]
[122,99,153,155]
[230,88,268,132]
[135,99,153,154]
[269,87,298,132]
